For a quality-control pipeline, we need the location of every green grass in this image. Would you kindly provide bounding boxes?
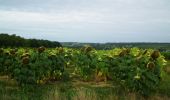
[158,73,170,97]
[0,78,170,100]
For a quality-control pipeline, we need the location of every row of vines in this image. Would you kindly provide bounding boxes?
[0,46,167,96]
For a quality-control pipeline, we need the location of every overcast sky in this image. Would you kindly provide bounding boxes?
[0,0,170,43]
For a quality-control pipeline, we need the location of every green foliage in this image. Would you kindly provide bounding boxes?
[0,47,65,85]
[162,52,170,60]
[0,46,167,96]
[0,33,62,48]
[74,45,98,81]
[104,48,166,96]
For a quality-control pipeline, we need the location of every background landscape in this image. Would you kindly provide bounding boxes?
[0,0,170,100]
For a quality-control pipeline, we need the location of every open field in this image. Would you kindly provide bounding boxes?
[1,0,170,99]
[0,48,170,100]
[0,69,170,100]
[0,71,170,100]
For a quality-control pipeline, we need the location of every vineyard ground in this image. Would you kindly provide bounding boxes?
[0,60,170,100]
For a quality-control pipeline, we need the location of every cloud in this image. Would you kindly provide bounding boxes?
[0,0,170,42]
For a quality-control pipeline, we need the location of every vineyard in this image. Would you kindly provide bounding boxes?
[0,46,169,99]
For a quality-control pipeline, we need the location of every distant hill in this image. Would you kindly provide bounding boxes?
[0,33,62,48]
[61,42,170,51]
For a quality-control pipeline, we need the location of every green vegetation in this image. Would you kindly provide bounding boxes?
[0,74,170,100]
[0,45,169,99]
[0,33,61,48]
[62,42,170,50]
[162,52,170,60]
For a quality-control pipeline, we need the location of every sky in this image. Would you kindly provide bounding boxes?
[0,0,170,43]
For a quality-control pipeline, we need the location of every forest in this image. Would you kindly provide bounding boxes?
[0,33,62,48]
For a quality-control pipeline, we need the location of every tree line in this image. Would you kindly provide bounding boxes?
[0,33,62,48]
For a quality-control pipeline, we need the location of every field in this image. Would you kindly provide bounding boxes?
[0,46,170,100]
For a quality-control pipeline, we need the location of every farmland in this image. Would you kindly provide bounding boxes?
[0,46,169,100]
[1,0,170,99]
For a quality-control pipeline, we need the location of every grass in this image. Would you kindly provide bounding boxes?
[0,78,170,100]
[0,60,170,100]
